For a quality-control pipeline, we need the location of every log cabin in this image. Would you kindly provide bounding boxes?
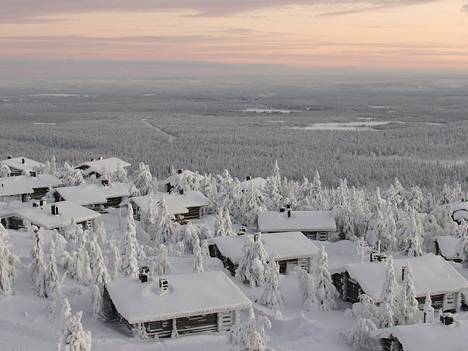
[0,173,60,202]
[0,200,100,232]
[54,180,131,211]
[335,253,468,313]
[104,271,251,339]
[208,231,319,275]
[130,190,210,222]
[257,209,337,241]
[1,156,45,177]
[161,169,204,193]
[75,157,131,179]
[374,317,468,351]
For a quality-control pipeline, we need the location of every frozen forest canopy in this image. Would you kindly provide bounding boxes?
[0,74,467,192]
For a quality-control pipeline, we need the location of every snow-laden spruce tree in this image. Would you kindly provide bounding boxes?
[79,250,93,285]
[61,162,84,186]
[0,164,10,177]
[181,222,201,255]
[93,221,108,251]
[356,237,370,263]
[45,246,60,299]
[151,244,171,277]
[398,265,420,325]
[58,310,92,351]
[108,241,121,280]
[31,229,47,297]
[404,208,424,257]
[296,267,317,311]
[350,294,379,325]
[235,234,268,287]
[0,223,17,295]
[378,257,398,328]
[134,162,158,196]
[112,162,128,183]
[260,258,284,307]
[88,240,109,287]
[142,198,158,242]
[121,204,140,279]
[345,318,381,351]
[156,198,179,245]
[315,246,337,311]
[214,207,235,237]
[229,307,271,351]
[192,240,204,273]
[241,187,266,227]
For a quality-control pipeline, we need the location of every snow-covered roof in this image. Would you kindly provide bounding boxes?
[313,240,362,274]
[0,201,100,229]
[374,320,468,351]
[453,209,468,222]
[161,170,204,186]
[0,174,60,197]
[240,177,267,191]
[208,232,319,263]
[131,191,209,216]
[345,253,468,302]
[1,157,44,172]
[106,271,251,324]
[257,210,337,233]
[55,182,130,206]
[76,157,131,176]
[435,236,463,260]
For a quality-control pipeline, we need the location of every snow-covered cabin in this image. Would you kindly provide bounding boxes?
[434,236,465,263]
[0,174,60,202]
[1,157,45,176]
[257,209,337,241]
[131,191,210,221]
[208,232,319,275]
[161,169,204,193]
[336,253,468,312]
[75,157,131,179]
[240,176,266,193]
[104,271,251,339]
[0,200,100,232]
[374,318,468,351]
[54,180,131,210]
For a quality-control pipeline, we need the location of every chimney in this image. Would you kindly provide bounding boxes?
[178,188,184,195]
[139,266,150,283]
[246,176,251,181]
[21,158,25,164]
[286,203,291,209]
[40,199,46,209]
[91,158,96,161]
[51,204,59,216]
[254,233,260,242]
[287,209,292,218]
[440,313,454,326]
[7,155,12,159]
[101,179,109,187]
[279,207,286,213]
[29,170,37,177]
[238,226,246,235]
[177,169,183,175]
[159,278,169,295]
[401,266,407,281]
[99,156,103,160]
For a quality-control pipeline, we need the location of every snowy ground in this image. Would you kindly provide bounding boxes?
[6,210,467,351]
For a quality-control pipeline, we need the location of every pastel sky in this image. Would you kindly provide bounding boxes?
[0,0,467,74]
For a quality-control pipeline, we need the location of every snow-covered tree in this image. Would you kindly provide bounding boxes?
[403,209,424,257]
[398,266,420,325]
[108,241,121,280]
[192,240,204,273]
[314,246,337,311]
[31,229,47,297]
[229,307,271,351]
[62,162,84,186]
[356,237,370,262]
[79,250,93,285]
[156,198,179,245]
[112,163,128,183]
[241,187,266,227]
[260,258,284,307]
[121,204,140,279]
[0,164,10,177]
[58,310,92,351]
[422,291,435,323]
[142,198,158,242]
[134,162,157,195]
[0,223,17,295]
[181,222,201,255]
[214,207,235,237]
[93,221,108,250]
[296,267,317,311]
[378,257,398,328]
[235,234,268,287]
[151,244,171,277]
[45,246,60,299]
[88,240,109,287]
[350,294,379,325]
[345,318,381,351]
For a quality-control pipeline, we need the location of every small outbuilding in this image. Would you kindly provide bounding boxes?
[208,231,319,275]
[336,253,468,313]
[257,209,337,241]
[75,157,131,178]
[105,271,251,339]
